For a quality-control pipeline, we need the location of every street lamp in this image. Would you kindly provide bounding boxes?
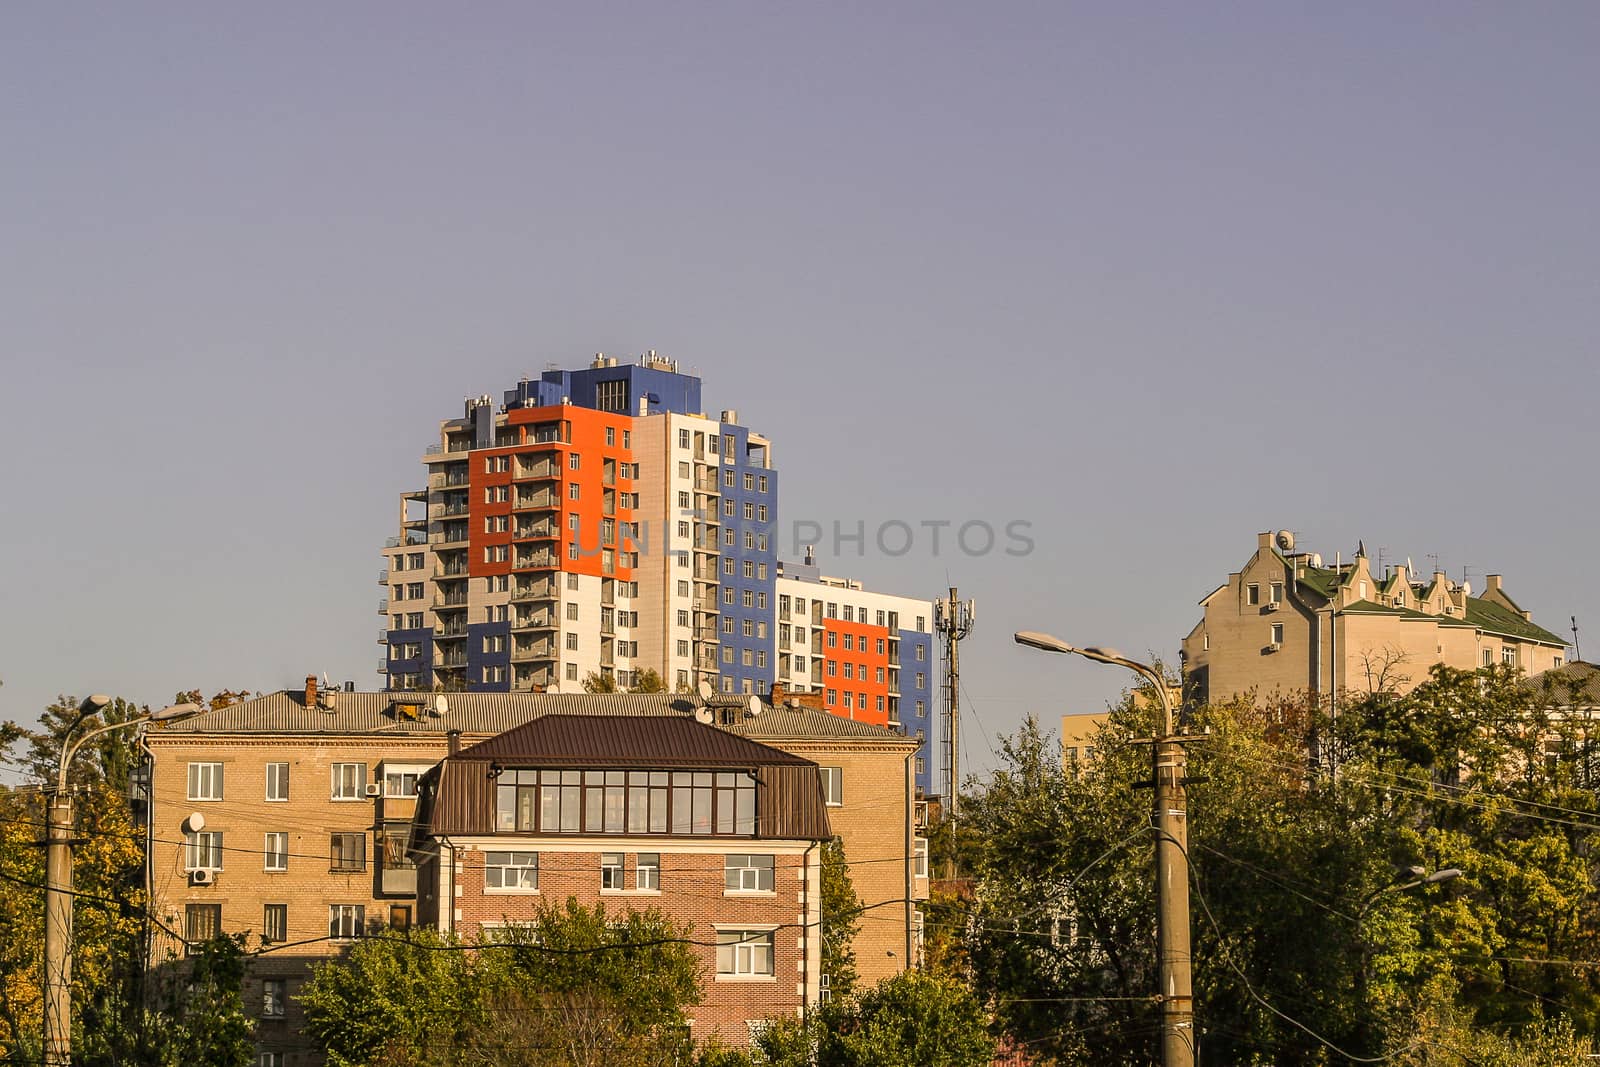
[1014,631,1194,1067]
[44,698,202,1067]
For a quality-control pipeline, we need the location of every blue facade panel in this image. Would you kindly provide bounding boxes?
[716,422,778,695]
[465,621,511,692]
[385,628,434,691]
[506,365,703,417]
[898,629,938,796]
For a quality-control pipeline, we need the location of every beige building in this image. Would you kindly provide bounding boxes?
[144,679,922,1064]
[1183,531,1570,709]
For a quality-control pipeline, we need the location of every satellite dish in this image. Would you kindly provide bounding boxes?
[433,696,449,717]
[697,679,714,700]
[184,812,205,833]
[546,680,561,694]
[693,707,714,725]
[1276,530,1296,553]
[747,694,763,717]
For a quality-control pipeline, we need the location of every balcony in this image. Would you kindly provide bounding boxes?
[513,612,556,631]
[514,521,556,540]
[378,568,392,583]
[435,592,469,609]
[512,580,556,602]
[381,866,418,896]
[429,529,469,548]
[428,471,471,490]
[515,666,555,689]
[431,502,471,519]
[513,490,558,511]
[514,461,559,481]
[378,599,392,614]
[436,562,470,578]
[438,653,467,669]
[378,659,390,673]
[511,641,556,662]
[378,630,390,644]
[513,551,557,571]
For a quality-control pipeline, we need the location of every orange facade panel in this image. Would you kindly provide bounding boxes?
[822,620,891,726]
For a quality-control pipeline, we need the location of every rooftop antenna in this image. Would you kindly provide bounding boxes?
[1574,617,1582,663]
[1426,552,1440,576]
[934,588,975,877]
[1377,546,1388,578]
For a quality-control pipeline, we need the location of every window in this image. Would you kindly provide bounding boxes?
[262,978,286,1018]
[185,831,223,871]
[328,905,365,940]
[605,427,615,446]
[623,430,631,449]
[331,763,366,800]
[261,1052,283,1067]
[384,768,421,797]
[601,852,625,890]
[1270,581,1284,604]
[725,854,775,892]
[262,904,287,944]
[679,428,691,449]
[484,851,539,890]
[568,482,581,500]
[637,852,660,891]
[330,833,366,872]
[819,766,843,805]
[1246,584,1260,606]
[1270,623,1285,645]
[1502,646,1517,667]
[566,633,579,650]
[914,838,929,878]
[389,905,412,931]
[185,903,221,943]
[187,762,224,801]
[265,763,289,802]
[716,929,775,977]
[915,644,926,661]
[264,833,288,872]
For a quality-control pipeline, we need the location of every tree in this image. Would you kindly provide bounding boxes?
[132,935,256,1067]
[818,970,993,1067]
[299,928,482,1067]
[300,900,701,1067]
[819,838,861,997]
[581,669,666,694]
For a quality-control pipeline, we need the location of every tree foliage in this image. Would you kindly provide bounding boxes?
[820,838,861,997]
[300,899,701,1067]
[961,664,1600,1064]
[581,669,666,694]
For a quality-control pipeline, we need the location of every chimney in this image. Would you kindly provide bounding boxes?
[304,674,318,708]
[447,730,462,756]
[1257,531,1273,550]
[770,682,786,705]
[1485,574,1503,594]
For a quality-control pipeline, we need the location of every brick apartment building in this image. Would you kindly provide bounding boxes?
[144,680,922,1063]
[414,714,830,1044]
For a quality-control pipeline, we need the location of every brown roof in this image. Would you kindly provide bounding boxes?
[1525,661,1600,706]
[453,714,813,767]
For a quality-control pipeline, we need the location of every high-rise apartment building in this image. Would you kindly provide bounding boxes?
[380,352,939,793]
[381,354,775,695]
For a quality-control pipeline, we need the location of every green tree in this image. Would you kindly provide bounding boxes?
[298,928,482,1067]
[820,970,993,1067]
[581,669,667,694]
[820,838,861,997]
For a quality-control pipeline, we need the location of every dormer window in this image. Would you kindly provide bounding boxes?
[1394,592,1405,608]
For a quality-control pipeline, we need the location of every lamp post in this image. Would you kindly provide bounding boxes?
[43,698,201,1067]
[1015,631,1195,1067]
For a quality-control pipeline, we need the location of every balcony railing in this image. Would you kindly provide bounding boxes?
[378,599,392,613]
[514,491,558,510]
[513,612,556,630]
[511,642,556,662]
[514,552,557,570]
[435,623,469,638]
[379,569,391,583]
[435,592,469,608]
[512,581,555,601]
[378,630,390,643]
[378,659,389,673]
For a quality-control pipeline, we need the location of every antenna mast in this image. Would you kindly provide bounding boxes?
[1574,616,1582,663]
[935,587,975,871]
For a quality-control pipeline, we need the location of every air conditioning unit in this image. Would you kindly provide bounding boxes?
[190,868,215,886]
[1267,642,1282,653]
[1264,602,1280,613]
[365,783,383,798]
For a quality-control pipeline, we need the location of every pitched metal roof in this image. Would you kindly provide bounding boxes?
[725,704,918,743]
[1525,661,1600,706]
[155,691,705,737]
[1464,598,1568,646]
[452,714,812,767]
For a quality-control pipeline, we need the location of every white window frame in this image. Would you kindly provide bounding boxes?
[600,852,625,891]
[265,763,289,802]
[818,766,843,806]
[715,927,776,978]
[331,763,367,800]
[636,852,661,892]
[264,832,288,872]
[484,850,540,892]
[185,830,223,871]
[328,904,365,941]
[383,765,427,798]
[914,837,929,879]
[187,762,224,802]
[262,977,287,1018]
[724,854,775,893]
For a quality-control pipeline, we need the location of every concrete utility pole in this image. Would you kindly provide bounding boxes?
[1014,633,1196,1067]
[934,588,974,866]
[44,698,200,1067]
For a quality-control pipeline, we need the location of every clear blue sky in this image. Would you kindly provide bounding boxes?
[2,2,1596,776]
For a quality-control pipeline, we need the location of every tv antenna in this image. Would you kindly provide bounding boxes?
[1573,617,1582,663]
[935,588,975,874]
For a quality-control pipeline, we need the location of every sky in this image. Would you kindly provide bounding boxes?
[2,2,1596,779]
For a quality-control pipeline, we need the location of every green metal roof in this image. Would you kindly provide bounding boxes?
[1464,597,1568,646]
